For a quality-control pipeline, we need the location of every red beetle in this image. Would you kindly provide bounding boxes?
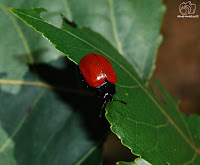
[79,53,126,115]
[79,53,117,87]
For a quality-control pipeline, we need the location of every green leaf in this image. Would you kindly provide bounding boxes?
[64,0,165,79]
[0,0,164,94]
[0,2,61,94]
[8,7,200,164]
[0,58,103,165]
[118,158,151,165]
[184,114,200,165]
[0,124,17,165]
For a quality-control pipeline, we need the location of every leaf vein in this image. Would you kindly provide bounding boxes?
[0,4,34,64]
[63,0,73,21]
[183,152,197,165]
[108,0,123,54]
[0,89,45,152]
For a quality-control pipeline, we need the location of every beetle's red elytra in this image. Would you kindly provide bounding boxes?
[79,53,117,87]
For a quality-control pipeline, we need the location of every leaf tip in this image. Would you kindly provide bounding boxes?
[60,13,65,19]
[6,7,12,11]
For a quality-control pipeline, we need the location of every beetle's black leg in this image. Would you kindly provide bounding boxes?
[99,100,107,118]
[99,109,103,118]
[112,99,127,105]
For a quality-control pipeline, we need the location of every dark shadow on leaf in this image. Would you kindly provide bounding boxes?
[29,56,110,141]
[15,48,49,64]
[0,72,7,78]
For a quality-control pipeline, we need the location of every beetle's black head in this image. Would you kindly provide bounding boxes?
[96,80,116,102]
[95,80,127,117]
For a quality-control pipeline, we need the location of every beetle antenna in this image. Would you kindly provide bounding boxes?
[112,99,127,105]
